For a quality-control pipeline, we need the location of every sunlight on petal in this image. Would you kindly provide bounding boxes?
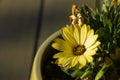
[53,52,64,58]
[85,34,98,48]
[80,24,87,45]
[69,25,74,32]
[78,55,86,66]
[62,27,77,45]
[84,54,93,62]
[87,41,101,50]
[87,29,94,37]
[84,49,96,56]
[74,25,80,44]
[52,38,73,51]
[87,25,90,31]
[53,52,72,58]
[71,56,79,67]
[62,57,73,67]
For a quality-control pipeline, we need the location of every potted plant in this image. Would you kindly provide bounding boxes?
[30,0,120,80]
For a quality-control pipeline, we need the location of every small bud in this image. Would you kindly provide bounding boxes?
[69,4,84,26]
[111,0,118,6]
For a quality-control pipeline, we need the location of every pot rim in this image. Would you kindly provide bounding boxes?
[30,30,60,80]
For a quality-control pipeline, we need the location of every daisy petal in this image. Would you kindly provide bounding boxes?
[87,25,90,31]
[62,27,77,45]
[53,52,64,58]
[58,58,64,64]
[84,49,96,56]
[74,25,80,44]
[85,34,98,48]
[78,55,86,66]
[84,54,93,62]
[69,25,74,32]
[86,29,94,38]
[71,56,79,67]
[61,57,73,67]
[80,24,87,45]
[52,38,72,51]
[87,41,101,50]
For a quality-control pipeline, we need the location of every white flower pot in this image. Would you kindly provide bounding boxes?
[30,30,60,80]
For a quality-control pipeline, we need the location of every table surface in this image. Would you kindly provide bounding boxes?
[0,0,96,80]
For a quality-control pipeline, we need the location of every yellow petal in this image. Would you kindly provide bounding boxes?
[80,24,87,45]
[61,27,77,45]
[87,29,94,37]
[53,52,64,58]
[69,25,74,32]
[58,57,73,68]
[52,38,72,51]
[74,25,80,44]
[71,56,79,67]
[87,25,90,31]
[78,55,86,66]
[84,30,94,48]
[85,34,98,48]
[61,57,73,67]
[87,41,100,50]
[84,54,93,62]
[58,58,64,64]
[53,51,73,59]
[84,49,96,56]
[53,53,62,58]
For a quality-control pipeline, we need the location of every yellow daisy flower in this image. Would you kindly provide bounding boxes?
[52,24,100,69]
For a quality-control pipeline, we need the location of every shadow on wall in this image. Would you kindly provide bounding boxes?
[0,0,40,80]
[0,0,98,80]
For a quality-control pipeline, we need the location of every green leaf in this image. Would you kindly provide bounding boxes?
[94,0,99,14]
[96,27,105,38]
[102,0,110,12]
[80,5,96,27]
[103,15,112,33]
[70,69,84,78]
[61,67,70,75]
[80,70,93,79]
[95,63,110,80]
[102,4,107,12]
[113,9,120,27]
[61,67,84,78]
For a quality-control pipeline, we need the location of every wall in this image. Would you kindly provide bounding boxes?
[0,0,95,80]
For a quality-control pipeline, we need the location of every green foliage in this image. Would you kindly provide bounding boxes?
[62,0,120,79]
[80,0,120,52]
[95,63,109,80]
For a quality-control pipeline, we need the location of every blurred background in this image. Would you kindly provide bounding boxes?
[0,0,97,80]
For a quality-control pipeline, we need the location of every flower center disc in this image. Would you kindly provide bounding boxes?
[73,45,86,55]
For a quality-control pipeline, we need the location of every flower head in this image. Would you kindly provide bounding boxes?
[52,24,100,69]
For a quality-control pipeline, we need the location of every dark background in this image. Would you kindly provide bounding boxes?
[0,0,97,80]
